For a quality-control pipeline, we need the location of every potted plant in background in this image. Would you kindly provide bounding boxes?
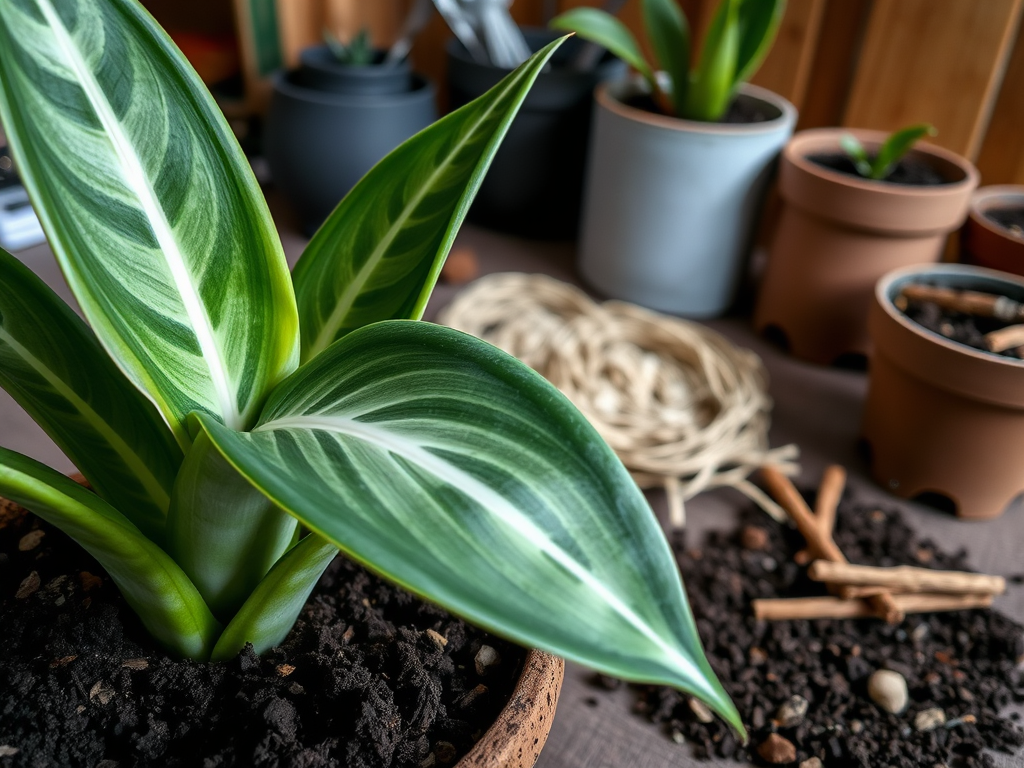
[265,5,437,234]
[754,124,979,365]
[961,185,1024,276]
[0,0,743,763]
[446,28,625,239]
[552,0,796,317]
[862,263,1024,521]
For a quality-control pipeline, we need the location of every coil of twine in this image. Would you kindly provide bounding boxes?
[438,273,799,527]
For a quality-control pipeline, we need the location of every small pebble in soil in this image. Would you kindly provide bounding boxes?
[758,733,797,764]
[688,697,714,723]
[915,707,947,731]
[799,759,822,768]
[741,525,770,551]
[775,694,809,727]
[868,669,909,714]
[474,644,501,676]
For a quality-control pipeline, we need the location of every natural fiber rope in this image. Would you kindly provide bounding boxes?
[438,273,799,527]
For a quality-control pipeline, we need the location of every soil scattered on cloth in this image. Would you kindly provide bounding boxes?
[901,290,1024,360]
[807,153,952,186]
[0,503,523,768]
[601,494,1024,767]
[985,207,1024,237]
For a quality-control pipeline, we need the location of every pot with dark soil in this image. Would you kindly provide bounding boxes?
[554,0,796,318]
[862,263,1024,519]
[962,185,1024,276]
[0,498,561,767]
[754,128,979,365]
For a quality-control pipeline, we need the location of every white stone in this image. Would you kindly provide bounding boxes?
[867,669,909,714]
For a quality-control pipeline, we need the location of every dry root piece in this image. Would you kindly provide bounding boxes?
[900,284,1024,322]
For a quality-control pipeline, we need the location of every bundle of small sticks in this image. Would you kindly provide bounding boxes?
[751,465,1006,623]
[897,283,1024,354]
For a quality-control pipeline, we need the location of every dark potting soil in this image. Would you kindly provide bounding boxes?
[807,152,952,186]
[0,501,524,768]
[602,494,1024,767]
[985,207,1024,236]
[624,94,778,124]
[901,292,1024,360]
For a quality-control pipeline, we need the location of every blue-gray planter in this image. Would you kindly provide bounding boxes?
[265,53,436,233]
[577,81,797,317]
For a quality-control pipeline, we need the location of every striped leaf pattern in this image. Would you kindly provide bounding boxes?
[291,39,565,363]
[0,448,220,659]
[0,0,299,446]
[0,248,181,540]
[197,321,743,732]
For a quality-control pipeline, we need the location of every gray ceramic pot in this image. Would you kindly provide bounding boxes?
[265,51,436,233]
[447,30,625,239]
[577,80,796,317]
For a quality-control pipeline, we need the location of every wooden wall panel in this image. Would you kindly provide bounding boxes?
[843,0,1024,160]
[748,0,826,109]
[976,28,1024,185]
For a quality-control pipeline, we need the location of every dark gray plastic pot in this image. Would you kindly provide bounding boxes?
[265,50,436,233]
[447,30,625,240]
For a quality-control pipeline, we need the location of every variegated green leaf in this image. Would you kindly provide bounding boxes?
[211,533,338,661]
[0,0,300,447]
[291,39,565,363]
[0,248,181,540]
[166,429,298,620]
[0,447,219,659]
[196,321,743,735]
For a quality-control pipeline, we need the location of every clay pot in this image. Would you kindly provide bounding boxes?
[456,650,564,767]
[961,185,1024,276]
[861,263,1024,520]
[754,129,979,365]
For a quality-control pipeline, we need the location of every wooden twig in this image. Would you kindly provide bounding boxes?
[984,324,1024,353]
[808,560,1006,596]
[900,284,1024,322]
[814,465,845,537]
[760,467,904,623]
[753,593,994,621]
[837,585,911,599]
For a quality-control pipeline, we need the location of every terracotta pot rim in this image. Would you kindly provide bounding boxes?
[783,128,979,199]
[454,649,564,767]
[875,263,1024,369]
[969,185,1024,243]
[595,79,796,136]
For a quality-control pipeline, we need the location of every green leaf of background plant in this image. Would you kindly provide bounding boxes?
[196,321,743,735]
[291,39,564,363]
[734,0,786,86]
[872,123,936,180]
[550,9,662,103]
[166,429,298,621]
[211,532,338,661]
[685,0,740,121]
[0,0,300,448]
[642,0,691,116]
[839,132,873,177]
[0,248,181,541]
[0,448,219,659]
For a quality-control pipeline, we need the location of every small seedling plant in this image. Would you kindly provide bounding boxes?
[552,0,785,121]
[0,0,744,737]
[324,27,376,66]
[840,124,938,181]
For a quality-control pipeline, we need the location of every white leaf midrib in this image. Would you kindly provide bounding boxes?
[36,0,241,428]
[258,414,701,680]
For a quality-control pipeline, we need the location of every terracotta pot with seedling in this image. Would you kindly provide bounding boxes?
[0,1,744,762]
[552,0,797,317]
[961,185,1024,277]
[862,264,1024,520]
[754,125,979,365]
[265,12,437,233]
